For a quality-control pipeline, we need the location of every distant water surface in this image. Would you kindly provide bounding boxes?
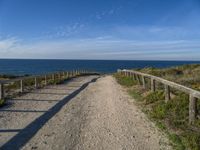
[0,59,200,75]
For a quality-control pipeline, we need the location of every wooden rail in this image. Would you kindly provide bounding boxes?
[0,70,98,101]
[118,69,199,124]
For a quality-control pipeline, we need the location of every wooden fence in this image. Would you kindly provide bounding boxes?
[0,70,97,101]
[118,69,200,125]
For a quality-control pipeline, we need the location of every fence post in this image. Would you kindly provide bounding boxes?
[63,72,65,79]
[133,74,136,80]
[137,75,142,85]
[189,94,197,124]
[128,72,131,77]
[142,76,146,89]
[35,77,38,89]
[164,85,170,102]
[66,72,68,78]
[130,72,133,78]
[20,80,24,93]
[151,78,156,92]
[0,83,4,100]
[44,75,47,85]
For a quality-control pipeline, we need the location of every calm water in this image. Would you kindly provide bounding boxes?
[0,59,200,75]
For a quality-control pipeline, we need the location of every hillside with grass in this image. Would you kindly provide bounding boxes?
[114,64,200,150]
[138,64,200,91]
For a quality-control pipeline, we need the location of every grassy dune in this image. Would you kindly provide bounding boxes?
[114,64,200,150]
[138,64,200,91]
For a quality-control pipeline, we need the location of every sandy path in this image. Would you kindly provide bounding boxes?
[0,75,171,150]
[0,76,99,149]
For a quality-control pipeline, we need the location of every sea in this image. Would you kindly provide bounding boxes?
[0,59,200,75]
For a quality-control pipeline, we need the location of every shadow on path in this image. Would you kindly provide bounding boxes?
[28,92,68,95]
[1,77,99,150]
[0,129,21,133]
[10,99,60,102]
[0,110,47,113]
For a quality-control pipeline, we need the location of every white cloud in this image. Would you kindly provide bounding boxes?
[0,37,200,60]
[0,38,19,51]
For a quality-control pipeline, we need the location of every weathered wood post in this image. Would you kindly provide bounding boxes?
[130,72,133,78]
[137,75,142,85]
[66,72,68,78]
[44,75,47,86]
[128,71,130,77]
[35,77,38,89]
[0,83,4,100]
[142,76,146,89]
[20,80,24,93]
[151,78,156,92]
[133,74,137,80]
[74,70,76,76]
[164,85,171,102]
[63,72,65,79]
[189,94,197,124]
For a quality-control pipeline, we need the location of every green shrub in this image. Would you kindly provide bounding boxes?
[150,101,167,119]
[168,133,185,150]
[48,79,64,85]
[181,131,200,150]
[114,73,137,87]
[128,89,143,102]
[145,90,164,104]
[166,93,189,128]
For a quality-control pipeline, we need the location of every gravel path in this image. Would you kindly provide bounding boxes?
[0,75,172,150]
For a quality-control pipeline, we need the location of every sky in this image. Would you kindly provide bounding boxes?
[0,0,200,60]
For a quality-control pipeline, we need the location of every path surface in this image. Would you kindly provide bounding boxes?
[0,75,172,150]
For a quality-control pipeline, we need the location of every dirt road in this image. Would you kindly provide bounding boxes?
[0,75,171,150]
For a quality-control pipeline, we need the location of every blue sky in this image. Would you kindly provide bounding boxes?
[0,0,200,60]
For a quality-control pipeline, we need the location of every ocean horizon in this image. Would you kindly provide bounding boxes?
[0,59,200,76]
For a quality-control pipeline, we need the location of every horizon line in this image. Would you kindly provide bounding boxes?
[0,58,200,62]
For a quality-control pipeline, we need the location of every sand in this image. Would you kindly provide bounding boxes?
[0,75,171,150]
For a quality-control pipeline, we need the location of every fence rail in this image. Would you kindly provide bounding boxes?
[0,70,98,101]
[118,69,200,124]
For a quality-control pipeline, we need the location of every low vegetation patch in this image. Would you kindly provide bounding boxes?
[138,64,200,91]
[0,99,6,107]
[113,73,137,87]
[114,64,200,150]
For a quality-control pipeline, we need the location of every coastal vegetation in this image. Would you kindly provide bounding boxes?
[0,73,73,107]
[138,64,200,91]
[114,64,200,150]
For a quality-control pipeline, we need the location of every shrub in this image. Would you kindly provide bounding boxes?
[145,90,164,104]
[114,73,137,87]
[166,93,189,129]
[128,89,143,102]
[150,101,167,119]
[181,131,200,150]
